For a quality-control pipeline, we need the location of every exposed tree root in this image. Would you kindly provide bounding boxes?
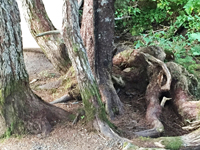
[50,94,74,104]
[113,46,171,137]
[166,62,200,120]
[135,65,165,137]
[94,117,131,142]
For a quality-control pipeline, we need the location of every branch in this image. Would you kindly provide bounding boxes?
[36,30,60,37]
[114,16,131,21]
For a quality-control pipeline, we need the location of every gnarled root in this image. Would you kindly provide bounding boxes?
[135,50,172,137]
[135,69,165,137]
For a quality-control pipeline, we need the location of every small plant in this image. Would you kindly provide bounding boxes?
[80,115,85,120]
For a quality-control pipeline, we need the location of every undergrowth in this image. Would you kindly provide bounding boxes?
[115,0,200,80]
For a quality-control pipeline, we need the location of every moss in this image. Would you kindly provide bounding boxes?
[162,137,182,150]
[81,87,96,121]
[1,120,25,139]
[121,49,134,58]
[80,82,110,125]
[72,43,79,53]
[0,80,20,112]
[0,90,4,106]
[0,80,29,137]
[64,78,72,89]
[139,136,150,141]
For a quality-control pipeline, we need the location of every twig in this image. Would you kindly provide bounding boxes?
[36,30,60,37]
[160,96,172,107]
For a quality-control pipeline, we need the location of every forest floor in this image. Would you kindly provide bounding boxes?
[0,48,190,150]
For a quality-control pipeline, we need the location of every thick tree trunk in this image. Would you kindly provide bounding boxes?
[20,0,71,74]
[0,0,70,136]
[62,0,102,121]
[61,0,127,140]
[81,0,123,118]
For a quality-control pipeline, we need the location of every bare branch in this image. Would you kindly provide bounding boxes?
[36,30,60,37]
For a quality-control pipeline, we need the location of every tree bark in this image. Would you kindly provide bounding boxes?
[20,0,71,74]
[61,0,127,140]
[0,0,70,136]
[62,0,102,121]
[81,0,123,119]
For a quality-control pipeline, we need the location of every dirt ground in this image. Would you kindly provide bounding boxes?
[0,48,190,150]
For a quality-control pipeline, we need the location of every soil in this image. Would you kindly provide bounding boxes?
[0,48,190,149]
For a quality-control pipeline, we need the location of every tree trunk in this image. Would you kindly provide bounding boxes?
[81,0,123,119]
[62,0,102,121]
[61,0,127,140]
[0,0,70,136]
[80,0,95,73]
[20,0,71,74]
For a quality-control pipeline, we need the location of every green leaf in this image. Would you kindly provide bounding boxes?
[123,21,127,27]
[135,41,143,49]
[190,33,200,42]
[191,45,200,56]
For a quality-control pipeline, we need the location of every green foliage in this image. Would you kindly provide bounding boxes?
[115,0,200,94]
[115,0,200,34]
[133,30,199,73]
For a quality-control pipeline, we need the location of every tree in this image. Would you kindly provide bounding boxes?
[21,0,123,119]
[81,0,123,118]
[61,0,126,139]
[0,0,70,137]
[20,0,71,74]
[4,0,200,149]
[61,0,200,148]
